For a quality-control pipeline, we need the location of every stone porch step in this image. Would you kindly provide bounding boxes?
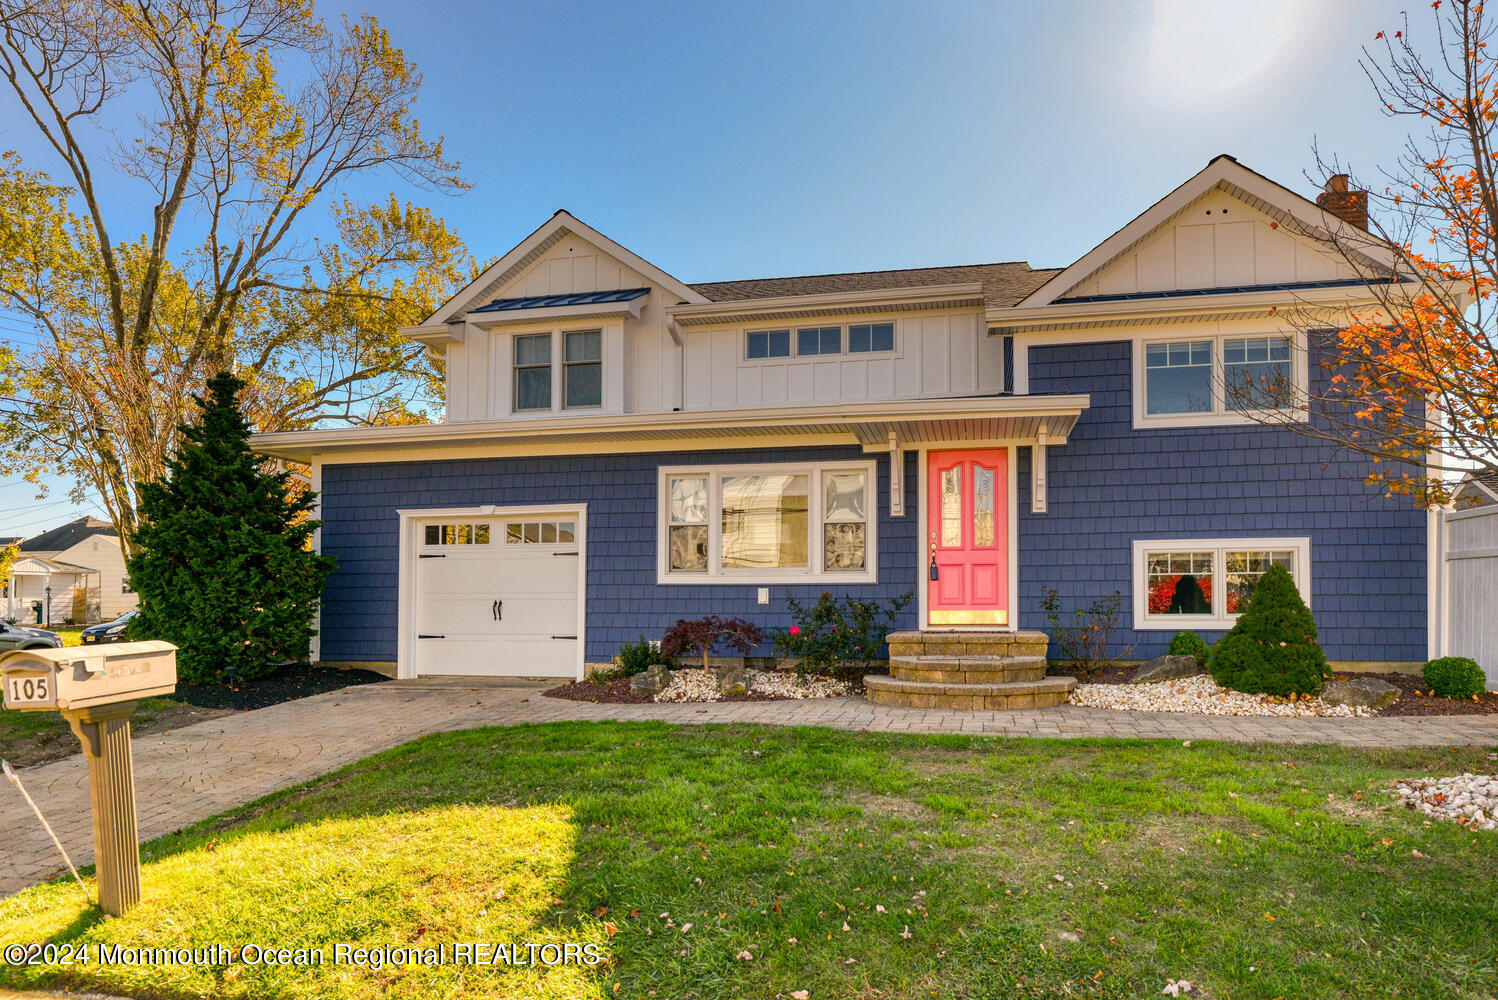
[886,630,1049,659]
[864,674,1076,710]
[889,654,1048,685]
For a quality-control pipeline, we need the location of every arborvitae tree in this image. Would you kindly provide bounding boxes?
[1208,565,1328,697]
[127,371,335,684]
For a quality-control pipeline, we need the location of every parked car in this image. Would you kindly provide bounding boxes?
[81,609,140,645]
[0,621,63,651]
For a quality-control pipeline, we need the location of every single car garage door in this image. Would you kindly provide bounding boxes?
[410,511,582,678]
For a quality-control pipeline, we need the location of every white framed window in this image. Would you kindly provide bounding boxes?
[658,460,878,584]
[563,330,602,408]
[514,333,552,411]
[1130,537,1311,630]
[744,322,896,362]
[1132,332,1305,428]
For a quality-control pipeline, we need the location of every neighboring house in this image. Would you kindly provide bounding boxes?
[4,517,139,624]
[252,155,1434,681]
[1452,471,1498,508]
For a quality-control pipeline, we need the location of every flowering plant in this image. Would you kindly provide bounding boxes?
[772,590,912,675]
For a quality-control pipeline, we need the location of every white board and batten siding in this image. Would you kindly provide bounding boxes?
[1068,189,1358,299]
[682,310,1000,410]
[1440,505,1498,689]
[444,235,682,422]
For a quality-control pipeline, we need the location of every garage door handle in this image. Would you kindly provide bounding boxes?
[492,599,502,622]
[551,635,577,640]
[418,634,445,639]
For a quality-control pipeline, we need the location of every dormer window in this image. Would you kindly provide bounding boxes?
[564,331,603,408]
[514,334,552,411]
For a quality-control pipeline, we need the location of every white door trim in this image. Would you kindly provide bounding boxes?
[914,445,1018,631]
[396,503,588,680]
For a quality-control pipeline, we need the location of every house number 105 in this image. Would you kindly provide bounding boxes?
[5,676,50,705]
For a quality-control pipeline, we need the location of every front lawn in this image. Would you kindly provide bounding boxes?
[3,724,1496,999]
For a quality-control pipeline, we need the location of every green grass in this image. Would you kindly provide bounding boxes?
[2,723,1497,999]
[53,626,83,647]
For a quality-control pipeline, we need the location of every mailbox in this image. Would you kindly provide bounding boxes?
[1,640,177,712]
[1,639,176,917]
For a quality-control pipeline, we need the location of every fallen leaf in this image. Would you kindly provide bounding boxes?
[736,950,753,961]
[603,922,618,937]
[899,926,913,940]
[791,992,809,1000]
[680,923,693,933]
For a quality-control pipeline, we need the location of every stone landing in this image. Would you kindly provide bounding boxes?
[864,631,1076,710]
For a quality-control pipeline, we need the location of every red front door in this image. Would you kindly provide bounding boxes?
[926,449,1009,626]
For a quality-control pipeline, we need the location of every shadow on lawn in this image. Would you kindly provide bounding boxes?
[4,723,1498,1000]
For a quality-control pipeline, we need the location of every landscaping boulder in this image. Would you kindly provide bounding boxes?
[1321,676,1400,710]
[1130,654,1200,684]
[630,663,673,697]
[716,662,747,696]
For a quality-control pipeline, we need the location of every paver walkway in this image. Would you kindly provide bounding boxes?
[5,678,1498,895]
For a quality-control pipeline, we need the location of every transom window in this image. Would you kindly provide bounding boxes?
[564,330,602,408]
[504,519,576,544]
[745,322,896,360]
[424,523,493,546]
[797,326,841,356]
[1131,537,1309,629]
[660,461,877,582]
[1136,334,1300,426]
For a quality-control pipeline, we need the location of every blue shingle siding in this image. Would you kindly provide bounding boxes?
[1015,339,1427,662]
[319,446,919,663]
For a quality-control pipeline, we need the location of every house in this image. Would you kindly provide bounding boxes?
[4,517,139,624]
[251,155,1433,683]
[1452,471,1498,508]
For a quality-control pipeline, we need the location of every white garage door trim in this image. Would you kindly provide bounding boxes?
[395,503,587,681]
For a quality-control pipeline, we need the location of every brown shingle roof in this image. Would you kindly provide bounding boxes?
[688,262,1061,310]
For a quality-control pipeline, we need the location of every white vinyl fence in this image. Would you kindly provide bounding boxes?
[1438,505,1498,689]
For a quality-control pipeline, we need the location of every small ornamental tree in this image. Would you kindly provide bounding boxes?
[660,616,763,672]
[127,371,336,684]
[1208,565,1328,697]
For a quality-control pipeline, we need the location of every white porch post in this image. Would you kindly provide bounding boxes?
[888,432,904,517]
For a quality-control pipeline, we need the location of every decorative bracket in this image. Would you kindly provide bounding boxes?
[1032,427,1048,514]
[888,432,905,517]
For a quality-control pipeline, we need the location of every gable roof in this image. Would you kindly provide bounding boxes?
[18,516,116,554]
[689,262,1058,311]
[425,211,708,326]
[1015,154,1399,309]
[1455,470,1498,504]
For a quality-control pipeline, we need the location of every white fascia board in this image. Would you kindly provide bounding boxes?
[667,283,985,324]
[402,323,465,347]
[250,394,1091,461]
[427,212,706,326]
[1018,157,1400,308]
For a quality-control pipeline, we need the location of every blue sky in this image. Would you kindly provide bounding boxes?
[0,0,1418,534]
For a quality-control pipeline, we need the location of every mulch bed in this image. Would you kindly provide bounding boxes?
[1049,661,1498,717]
[172,663,388,711]
[1353,671,1498,717]
[544,665,877,705]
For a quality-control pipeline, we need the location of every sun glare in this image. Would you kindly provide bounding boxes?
[1146,0,1312,105]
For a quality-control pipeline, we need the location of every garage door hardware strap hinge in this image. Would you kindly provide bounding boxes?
[552,552,579,556]
[418,634,446,639]
[551,635,577,640]
[418,554,446,559]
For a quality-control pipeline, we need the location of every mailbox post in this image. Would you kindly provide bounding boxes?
[2,640,177,916]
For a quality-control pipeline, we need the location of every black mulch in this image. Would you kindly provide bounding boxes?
[172,663,388,711]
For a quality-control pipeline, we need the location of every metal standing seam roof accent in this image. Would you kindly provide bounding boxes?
[469,287,651,314]
[1053,277,1402,305]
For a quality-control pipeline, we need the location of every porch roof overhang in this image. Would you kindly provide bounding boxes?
[250,394,1091,463]
[10,555,96,576]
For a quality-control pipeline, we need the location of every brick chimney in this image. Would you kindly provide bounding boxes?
[1316,174,1368,230]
